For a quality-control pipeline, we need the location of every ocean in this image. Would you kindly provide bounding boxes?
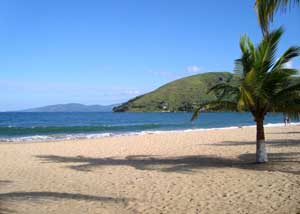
[0,112,295,142]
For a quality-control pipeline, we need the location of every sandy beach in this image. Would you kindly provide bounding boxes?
[0,125,299,214]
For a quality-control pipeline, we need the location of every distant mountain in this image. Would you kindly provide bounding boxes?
[19,103,118,112]
[113,72,239,112]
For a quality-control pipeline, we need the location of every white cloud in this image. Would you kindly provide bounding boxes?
[147,69,180,78]
[283,61,293,69]
[186,65,202,74]
[121,90,141,96]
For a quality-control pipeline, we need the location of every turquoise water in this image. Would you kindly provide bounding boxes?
[0,112,290,142]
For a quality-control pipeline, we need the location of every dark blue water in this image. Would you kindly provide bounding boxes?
[0,112,289,142]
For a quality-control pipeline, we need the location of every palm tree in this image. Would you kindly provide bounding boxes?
[192,27,300,163]
[255,0,300,35]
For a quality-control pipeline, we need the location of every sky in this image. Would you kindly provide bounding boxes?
[0,0,299,111]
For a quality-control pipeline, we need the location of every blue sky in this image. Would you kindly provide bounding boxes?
[0,0,299,111]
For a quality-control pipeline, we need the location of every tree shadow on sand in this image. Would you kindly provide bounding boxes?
[268,131,300,135]
[0,192,128,204]
[0,180,130,213]
[0,191,130,213]
[0,180,13,186]
[36,148,300,175]
[0,207,15,214]
[204,139,300,147]
[0,192,129,214]
[0,181,15,214]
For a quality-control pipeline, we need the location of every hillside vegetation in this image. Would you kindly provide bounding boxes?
[113,72,239,112]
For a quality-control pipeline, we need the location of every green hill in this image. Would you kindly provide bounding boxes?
[113,72,239,112]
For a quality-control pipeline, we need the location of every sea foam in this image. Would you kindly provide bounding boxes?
[1,122,299,143]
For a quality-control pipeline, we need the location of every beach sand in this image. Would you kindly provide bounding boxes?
[0,125,299,214]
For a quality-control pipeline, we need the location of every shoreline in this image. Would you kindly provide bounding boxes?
[1,122,300,143]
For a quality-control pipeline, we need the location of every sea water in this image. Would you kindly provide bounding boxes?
[0,112,297,142]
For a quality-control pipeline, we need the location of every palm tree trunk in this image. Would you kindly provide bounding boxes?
[256,118,268,163]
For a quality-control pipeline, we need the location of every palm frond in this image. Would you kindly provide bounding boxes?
[272,46,300,71]
[273,101,300,120]
[273,83,300,101]
[235,35,255,78]
[261,69,298,98]
[208,83,239,94]
[191,105,203,122]
[205,101,239,112]
[234,59,244,77]
[238,86,255,111]
[191,101,239,121]
[255,0,300,35]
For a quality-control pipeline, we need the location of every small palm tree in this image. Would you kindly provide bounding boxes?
[192,27,300,163]
[255,0,300,35]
